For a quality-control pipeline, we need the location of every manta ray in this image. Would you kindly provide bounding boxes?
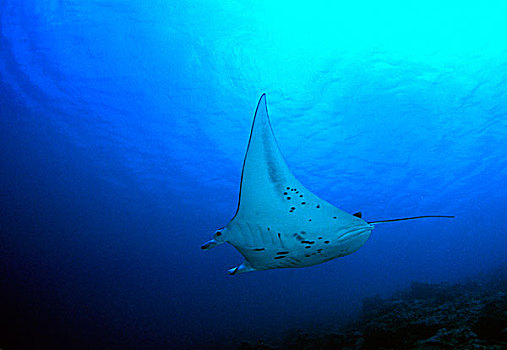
[202,94,453,275]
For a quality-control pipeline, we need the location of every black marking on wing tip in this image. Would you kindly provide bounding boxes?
[274,255,286,259]
[227,95,269,225]
[277,251,289,255]
[253,248,265,251]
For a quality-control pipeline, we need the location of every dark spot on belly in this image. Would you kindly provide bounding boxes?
[253,248,265,251]
[318,237,322,240]
[300,195,303,197]
[309,219,312,222]
[301,202,306,205]
[267,227,270,231]
[324,241,330,244]
[283,192,287,195]
[278,233,281,238]
[333,216,337,219]
[305,246,311,249]
[291,207,295,210]
[316,204,320,208]
[287,197,291,200]
[277,251,289,255]
[293,233,304,241]
[286,186,290,190]
[274,256,286,259]
[301,240,315,244]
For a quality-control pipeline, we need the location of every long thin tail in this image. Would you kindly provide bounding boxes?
[367,215,455,224]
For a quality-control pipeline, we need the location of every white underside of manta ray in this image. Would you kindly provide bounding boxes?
[201,94,454,275]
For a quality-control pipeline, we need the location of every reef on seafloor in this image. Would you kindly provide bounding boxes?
[239,267,507,350]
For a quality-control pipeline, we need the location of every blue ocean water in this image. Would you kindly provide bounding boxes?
[1,1,506,349]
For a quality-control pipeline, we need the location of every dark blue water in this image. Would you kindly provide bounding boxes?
[1,1,506,349]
